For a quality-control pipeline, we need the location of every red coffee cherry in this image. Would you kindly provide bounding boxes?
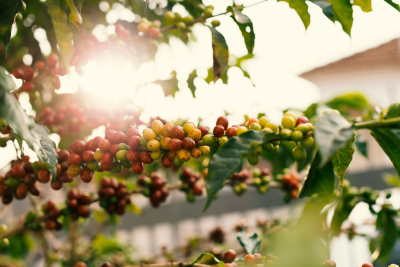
[161,154,173,168]
[12,68,25,79]
[109,144,119,155]
[101,162,113,171]
[101,262,112,267]
[296,116,308,126]
[149,27,160,38]
[24,67,34,80]
[80,169,93,183]
[51,180,63,190]
[71,140,86,154]
[129,136,141,150]
[183,137,196,150]
[85,139,97,152]
[35,61,46,71]
[47,53,59,69]
[253,253,262,264]
[74,262,87,267]
[98,139,111,152]
[101,152,113,164]
[226,127,237,138]
[216,116,229,130]
[192,184,203,196]
[105,129,116,140]
[223,249,237,263]
[22,81,35,92]
[69,154,82,165]
[38,169,51,183]
[13,164,26,178]
[82,150,94,162]
[197,126,208,138]
[111,131,125,144]
[213,125,225,138]
[244,254,256,267]
[127,150,140,162]
[171,126,185,140]
[58,149,70,163]
[168,138,183,151]
[92,136,103,147]
[127,127,141,138]
[132,161,144,174]
[361,263,373,267]
[139,151,153,164]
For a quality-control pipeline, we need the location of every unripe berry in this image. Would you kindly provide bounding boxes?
[137,22,149,33]
[244,254,256,267]
[143,128,157,140]
[246,118,259,128]
[140,137,148,147]
[300,137,314,148]
[151,150,162,160]
[174,156,184,166]
[116,150,128,161]
[147,139,160,151]
[178,149,191,162]
[248,155,259,165]
[295,123,309,133]
[281,115,296,129]
[323,260,336,267]
[293,146,306,161]
[284,111,297,121]
[291,130,303,142]
[280,129,292,140]
[93,150,104,162]
[202,134,216,146]
[253,253,262,264]
[258,116,270,128]
[199,146,210,156]
[165,11,175,22]
[152,120,164,134]
[264,122,279,133]
[67,165,82,177]
[160,137,171,149]
[219,136,229,146]
[223,249,236,263]
[86,161,100,171]
[249,123,262,131]
[183,122,196,135]
[177,22,186,30]
[187,128,201,141]
[236,126,249,136]
[204,8,213,18]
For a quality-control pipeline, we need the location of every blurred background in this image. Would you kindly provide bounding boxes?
[1,0,400,266]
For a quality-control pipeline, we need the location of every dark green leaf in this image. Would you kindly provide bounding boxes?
[383,0,400,11]
[371,128,400,177]
[237,229,261,254]
[353,0,372,12]
[203,131,277,212]
[314,113,355,165]
[46,0,74,70]
[0,91,58,180]
[374,206,397,261]
[297,146,315,172]
[385,103,400,119]
[330,0,353,36]
[278,0,310,28]
[211,27,229,83]
[311,0,334,21]
[228,5,255,54]
[330,198,355,236]
[299,152,335,198]
[192,253,220,265]
[331,135,355,186]
[0,0,22,53]
[355,133,368,158]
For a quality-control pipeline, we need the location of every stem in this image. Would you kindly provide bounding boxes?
[354,117,400,129]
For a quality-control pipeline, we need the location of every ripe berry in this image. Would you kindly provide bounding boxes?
[152,120,164,134]
[35,61,46,71]
[24,67,34,80]
[147,139,160,151]
[213,125,225,138]
[98,139,111,152]
[361,264,373,267]
[139,151,154,164]
[188,128,202,141]
[69,154,82,165]
[168,138,183,151]
[127,150,140,162]
[71,140,86,154]
[166,151,177,160]
[293,146,306,162]
[183,137,195,150]
[12,68,25,79]
[13,165,26,178]
[110,131,125,144]
[129,136,141,150]
[244,254,256,267]
[246,118,259,128]
[15,183,28,199]
[38,169,51,182]
[197,126,208,138]
[132,161,144,174]
[226,127,237,138]
[192,184,203,196]
[191,148,201,158]
[109,144,119,155]
[223,249,237,263]
[178,149,191,162]
[47,53,59,69]
[216,116,229,130]
[101,152,113,164]
[199,146,210,155]
[101,262,112,267]
[236,126,249,136]
[22,81,34,92]
[171,126,185,140]
[149,27,160,37]
[161,154,174,168]
[160,137,171,149]
[127,127,141,138]
[296,116,308,126]
[67,165,82,177]
[253,253,262,264]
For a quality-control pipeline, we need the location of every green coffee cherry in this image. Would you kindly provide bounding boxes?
[118,143,130,150]
[281,115,296,129]
[100,200,108,208]
[175,12,182,21]
[140,137,148,146]
[250,123,262,131]
[142,188,151,197]
[211,20,220,27]
[259,116,270,128]
[121,160,132,169]
[6,177,21,188]
[248,154,259,165]
[113,161,122,173]
[300,137,314,148]
[174,156,184,166]
[186,192,195,203]
[202,134,216,146]
[116,150,128,161]
[280,129,292,140]
[177,22,186,30]
[183,15,194,24]
[253,146,263,156]
[291,130,303,142]
[87,160,100,171]
[272,145,279,152]
[0,118,8,132]
[204,8,213,18]
[258,186,268,194]
[293,146,306,161]
[0,224,7,233]
[253,177,262,186]
[0,238,10,249]
[25,211,37,223]
[31,161,41,170]
[295,124,309,134]
[240,182,247,191]
[261,175,270,185]
[262,142,274,152]
[165,11,175,22]
[252,168,261,177]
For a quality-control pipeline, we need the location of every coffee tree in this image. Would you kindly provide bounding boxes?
[1,0,400,266]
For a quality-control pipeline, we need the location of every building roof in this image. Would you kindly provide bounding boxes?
[300,38,400,78]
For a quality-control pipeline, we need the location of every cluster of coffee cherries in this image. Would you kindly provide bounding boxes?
[12,53,64,92]
[179,168,203,203]
[74,262,112,267]
[98,177,131,215]
[276,169,302,202]
[165,8,202,42]
[138,173,169,208]
[136,18,161,38]
[230,169,249,196]
[0,157,40,204]
[42,200,63,231]
[243,253,267,267]
[65,121,211,178]
[65,189,91,220]
[251,168,271,194]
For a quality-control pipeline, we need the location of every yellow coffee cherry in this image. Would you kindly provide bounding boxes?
[219,136,229,146]
[258,116,270,128]
[188,128,202,141]
[147,139,160,151]
[67,165,82,177]
[284,111,297,121]
[236,126,249,136]
[199,146,210,156]
[143,128,157,140]
[264,122,279,133]
[94,150,104,161]
[191,148,201,158]
[160,137,171,150]
[281,115,296,129]
[152,120,164,134]
[151,150,162,160]
[183,122,196,135]
[178,149,191,162]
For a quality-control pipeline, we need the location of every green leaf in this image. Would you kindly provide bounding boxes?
[314,113,355,165]
[0,67,16,92]
[228,5,255,53]
[382,173,400,188]
[187,69,197,97]
[331,135,355,186]
[330,198,355,236]
[371,128,400,177]
[353,0,372,12]
[263,141,295,176]
[299,152,335,198]
[385,103,400,119]
[329,0,353,36]
[325,92,370,113]
[312,0,334,21]
[237,229,261,254]
[303,103,318,119]
[66,0,82,30]
[383,0,400,11]
[210,27,229,83]
[355,133,368,158]
[0,91,58,180]
[75,0,84,12]
[13,133,24,157]
[203,131,277,212]
[374,206,397,261]
[0,0,23,53]
[278,0,310,28]
[154,71,179,97]
[192,253,220,265]
[46,0,74,71]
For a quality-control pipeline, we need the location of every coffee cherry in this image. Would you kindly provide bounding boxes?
[236,126,249,136]
[183,137,196,150]
[323,260,336,267]
[13,165,26,178]
[98,139,111,152]
[38,169,51,182]
[147,139,160,151]
[291,130,303,142]
[191,148,201,158]
[71,140,86,154]
[258,116,270,128]
[223,249,237,263]
[166,11,176,21]
[22,81,35,92]
[197,126,209,138]
[211,20,220,27]
[281,115,296,129]
[296,116,308,126]
[246,118,259,128]
[264,122,279,133]
[81,150,94,162]
[182,122,195,135]
[67,165,82,177]
[93,150,104,162]
[80,169,93,183]
[199,146,210,155]
[174,156,184,166]
[216,116,229,130]
[248,155,259,165]
[361,264,373,267]
[149,27,160,37]
[110,131,125,144]
[151,150,162,160]
[161,154,174,168]
[129,136,141,150]
[171,126,185,140]
[244,254,256,267]
[225,127,237,138]
[204,8,213,18]
[15,183,28,199]
[188,128,202,141]
[138,22,149,33]
[161,123,174,137]
[249,123,262,131]
[168,138,183,151]
[69,154,82,165]
[127,127,141,138]
[300,137,314,148]
[47,53,59,69]
[177,22,186,30]
[213,125,225,138]
[126,150,140,162]
[35,61,46,71]
[219,136,229,146]
[139,151,154,164]
[166,151,177,160]
[142,128,156,140]
[101,152,113,165]
[322,109,340,115]
[12,68,25,79]
[151,120,164,134]
[295,123,309,133]
[202,134,216,146]
[253,253,262,264]
[293,146,306,161]
[178,149,191,162]
[24,67,34,80]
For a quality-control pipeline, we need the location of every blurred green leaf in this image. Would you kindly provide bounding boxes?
[228,5,255,54]
[0,67,16,92]
[46,0,74,71]
[8,233,34,259]
[330,197,355,236]
[382,173,400,188]
[263,141,295,176]
[330,0,353,36]
[93,234,124,255]
[303,103,318,119]
[374,206,398,261]
[237,228,261,254]
[66,0,83,30]
[385,103,400,119]
[187,69,197,97]
[0,0,23,53]
[192,253,220,265]
[353,0,372,12]
[211,27,229,83]
[331,136,355,186]
[371,129,400,178]
[299,152,335,198]
[325,92,370,113]
[278,0,310,28]
[355,133,368,158]
[154,71,179,97]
